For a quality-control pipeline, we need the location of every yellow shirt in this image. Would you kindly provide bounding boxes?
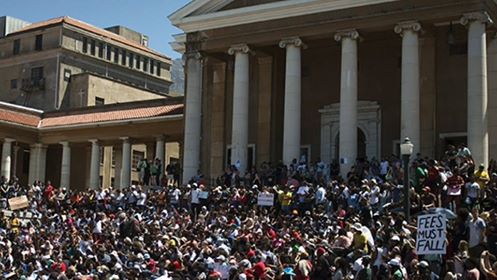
[280,191,293,206]
[353,232,368,253]
[475,170,490,189]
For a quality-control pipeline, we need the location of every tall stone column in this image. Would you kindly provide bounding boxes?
[1,138,14,182]
[279,37,304,166]
[113,146,122,188]
[121,137,132,187]
[335,30,359,179]
[60,141,71,189]
[395,21,422,157]
[89,139,100,189]
[228,44,251,174]
[461,12,491,166]
[28,143,47,184]
[155,136,165,177]
[182,49,203,184]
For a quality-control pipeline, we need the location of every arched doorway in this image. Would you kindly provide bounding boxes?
[320,101,381,163]
[334,128,367,162]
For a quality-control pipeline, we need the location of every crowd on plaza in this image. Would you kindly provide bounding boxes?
[0,144,496,279]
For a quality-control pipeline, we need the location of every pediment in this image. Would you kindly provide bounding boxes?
[169,0,400,33]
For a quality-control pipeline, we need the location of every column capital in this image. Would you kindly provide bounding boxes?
[279,37,305,48]
[460,11,492,26]
[156,135,166,142]
[119,137,130,143]
[88,139,99,144]
[334,29,360,42]
[184,50,202,61]
[394,21,422,35]
[3,138,15,144]
[59,141,70,147]
[228,44,251,55]
[30,143,46,149]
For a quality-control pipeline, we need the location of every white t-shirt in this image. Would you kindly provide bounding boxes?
[136,192,147,206]
[380,161,389,175]
[469,217,486,247]
[466,182,480,199]
[191,189,200,204]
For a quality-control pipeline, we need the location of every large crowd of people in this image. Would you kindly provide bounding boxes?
[0,144,497,279]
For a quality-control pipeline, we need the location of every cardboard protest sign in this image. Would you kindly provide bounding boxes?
[198,191,209,199]
[257,193,274,207]
[416,213,446,255]
[8,195,29,211]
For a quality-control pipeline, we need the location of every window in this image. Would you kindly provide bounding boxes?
[157,62,161,76]
[129,53,134,68]
[150,60,155,75]
[31,67,44,86]
[136,55,141,70]
[143,58,149,72]
[10,79,17,89]
[13,39,20,55]
[95,97,105,106]
[90,40,96,55]
[99,147,104,164]
[106,45,112,60]
[63,69,72,82]
[98,42,104,58]
[121,50,126,65]
[31,67,44,80]
[35,34,43,51]
[82,37,88,53]
[113,47,119,63]
[23,150,30,174]
[132,151,144,170]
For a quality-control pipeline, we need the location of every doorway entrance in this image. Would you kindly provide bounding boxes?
[320,101,381,163]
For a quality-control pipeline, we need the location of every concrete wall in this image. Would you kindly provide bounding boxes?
[66,73,165,107]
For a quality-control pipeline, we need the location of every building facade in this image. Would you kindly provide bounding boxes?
[0,17,181,188]
[0,16,172,111]
[0,99,183,189]
[170,0,497,182]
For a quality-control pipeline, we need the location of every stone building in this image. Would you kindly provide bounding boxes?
[0,16,171,110]
[0,17,181,188]
[170,0,497,182]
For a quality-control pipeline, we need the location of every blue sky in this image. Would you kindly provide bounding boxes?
[2,0,190,59]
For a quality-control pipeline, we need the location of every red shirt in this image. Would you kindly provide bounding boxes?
[253,261,266,279]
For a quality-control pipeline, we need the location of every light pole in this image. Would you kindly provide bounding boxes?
[400,137,414,221]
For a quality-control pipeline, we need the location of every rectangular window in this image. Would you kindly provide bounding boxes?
[10,79,17,89]
[82,37,88,53]
[31,67,44,80]
[23,150,30,174]
[99,147,104,164]
[95,97,105,106]
[143,58,148,72]
[129,53,134,68]
[63,69,72,82]
[157,62,161,76]
[114,47,119,63]
[112,149,116,166]
[90,39,96,55]
[132,151,144,170]
[136,55,141,70]
[98,42,104,58]
[35,34,43,51]
[121,50,126,65]
[31,67,44,86]
[106,45,112,60]
[13,39,20,55]
[150,60,155,75]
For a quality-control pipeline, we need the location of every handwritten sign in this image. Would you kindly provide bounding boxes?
[416,213,446,255]
[198,191,209,199]
[8,196,29,211]
[257,193,274,207]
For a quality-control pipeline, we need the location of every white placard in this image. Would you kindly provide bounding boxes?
[416,213,446,255]
[198,191,209,199]
[257,193,274,207]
